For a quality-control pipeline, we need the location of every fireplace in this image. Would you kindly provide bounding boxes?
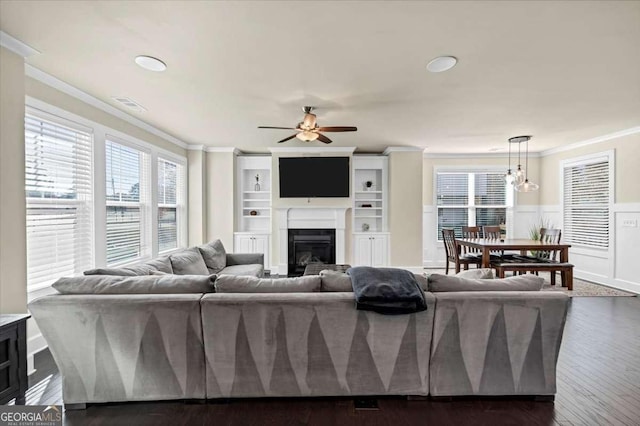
[288,229,336,276]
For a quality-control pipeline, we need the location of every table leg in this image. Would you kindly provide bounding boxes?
[482,249,491,268]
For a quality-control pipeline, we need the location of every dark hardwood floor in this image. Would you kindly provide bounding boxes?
[8,296,640,426]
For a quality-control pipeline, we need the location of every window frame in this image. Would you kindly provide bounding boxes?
[25,98,188,292]
[434,166,514,241]
[157,156,187,254]
[560,150,614,256]
[24,108,95,292]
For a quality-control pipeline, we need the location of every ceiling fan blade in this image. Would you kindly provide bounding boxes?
[258,126,297,130]
[277,134,298,143]
[316,126,357,132]
[317,133,332,144]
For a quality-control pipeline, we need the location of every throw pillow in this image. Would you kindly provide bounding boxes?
[53,274,216,294]
[455,268,495,279]
[170,247,209,275]
[427,274,544,292]
[198,239,226,274]
[214,275,321,293]
[319,270,352,292]
[145,256,174,274]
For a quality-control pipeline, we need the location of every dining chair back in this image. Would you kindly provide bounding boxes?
[482,225,502,239]
[442,228,481,274]
[536,228,562,261]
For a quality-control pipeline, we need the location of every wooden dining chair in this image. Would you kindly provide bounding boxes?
[461,226,482,257]
[442,228,482,274]
[482,225,502,239]
[516,228,563,283]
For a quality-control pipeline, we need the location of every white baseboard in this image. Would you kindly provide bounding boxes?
[575,270,640,295]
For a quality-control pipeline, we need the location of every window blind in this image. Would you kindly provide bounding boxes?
[25,115,93,289]
[436,171,508,239]
[157,158,184,252]
[105,140,150,264]
[563,160,609,248]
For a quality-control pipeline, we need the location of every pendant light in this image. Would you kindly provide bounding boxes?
[504,139,515,185]
[510,135,539,192]
[514,138,526,185]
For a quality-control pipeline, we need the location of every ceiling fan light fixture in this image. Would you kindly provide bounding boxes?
[426,56,457,73]
[135,55,167,72]
[296,131,319,142]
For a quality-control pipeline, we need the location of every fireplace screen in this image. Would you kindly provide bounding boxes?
[288,229,336,276]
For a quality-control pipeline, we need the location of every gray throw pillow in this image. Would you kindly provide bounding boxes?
[320,270,353,292]
[145,256,173,274]
[170,248,209,275]
[198,239,226,274]
[53,274,216,294]
[455,268,495,279]
[214,275,321,293]
[84,264,154,276]
[427,274,544,292]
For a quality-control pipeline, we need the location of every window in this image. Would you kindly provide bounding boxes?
[157,158,184,252]
[562,152,612,249]
[436,171,509,239]
[105,139,150,264]
[25,114,93,289]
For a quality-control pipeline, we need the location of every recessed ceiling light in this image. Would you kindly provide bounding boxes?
[135,55,167,72]
[427,56,457,73]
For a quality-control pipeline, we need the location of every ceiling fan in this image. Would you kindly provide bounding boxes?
[258,106,357,144]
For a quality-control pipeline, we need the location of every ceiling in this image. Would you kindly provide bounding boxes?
[1,1,639,153]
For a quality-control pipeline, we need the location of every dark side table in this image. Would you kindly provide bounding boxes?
[0,314,30,405]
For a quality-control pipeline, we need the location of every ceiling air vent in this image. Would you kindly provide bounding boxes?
[111,96,147,113]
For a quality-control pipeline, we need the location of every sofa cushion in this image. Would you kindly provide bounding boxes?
[170,248,209,275]
[320,270,352,292]
[427,274,544,292]
[219,264,264,277]
[455,268,495,279]
[198,239,226,274]
[214,275,321,293]
[53,274,216,294]
[84,264,154,276]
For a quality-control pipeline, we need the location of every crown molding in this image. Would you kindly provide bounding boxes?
[187,144,205,151]
[205,147,241,155]
[382,146,425,155]
[268,146,356,153]
[424,152,541,159]
[0,31,40,58]
[25,64,188,149]
[540,126,640,156]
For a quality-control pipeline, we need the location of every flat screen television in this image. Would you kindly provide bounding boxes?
[279,157,350,198]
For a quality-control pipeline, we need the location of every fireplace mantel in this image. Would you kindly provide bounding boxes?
[276,207,347,275]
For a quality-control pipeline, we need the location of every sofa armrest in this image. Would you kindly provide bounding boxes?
[226,252,264,266]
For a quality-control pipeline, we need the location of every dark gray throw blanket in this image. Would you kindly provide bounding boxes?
[347,267,427,315]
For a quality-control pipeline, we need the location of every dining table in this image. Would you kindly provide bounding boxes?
[456,238,571,267]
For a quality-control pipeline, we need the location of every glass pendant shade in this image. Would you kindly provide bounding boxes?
[515,179,539,192]
[296,131,319,142]
[514,166,526,184]
[504,170,515,185]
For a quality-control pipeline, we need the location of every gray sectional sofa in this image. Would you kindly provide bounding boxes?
[29,254,569,408]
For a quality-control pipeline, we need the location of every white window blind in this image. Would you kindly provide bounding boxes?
[105,139,150,264]
[563,159,610,248]
[437,171,508,239]
[25,114,93,289]
[157,158,184,252]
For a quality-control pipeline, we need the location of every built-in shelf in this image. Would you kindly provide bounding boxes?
[237,156,272,233]
[354,191,382,194]
[355,207,383,210]
[243,191,270,194]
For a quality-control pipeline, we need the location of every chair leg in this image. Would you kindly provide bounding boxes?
[497,268,505,278]
[567,268,573,291]
[445,259,449,275]
[550,271,556,286]
[455,262,461,274]
[464,264,469,271]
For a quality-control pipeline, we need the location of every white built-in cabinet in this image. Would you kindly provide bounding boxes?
[234,156,271,271]
[352,155,390,267]
[353,233,389,267]
[234,233,270,270]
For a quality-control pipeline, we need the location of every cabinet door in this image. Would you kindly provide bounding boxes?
[354,235,372,266]
[234,235,253,254]
[252,235,270,268]
[370,235,389,267]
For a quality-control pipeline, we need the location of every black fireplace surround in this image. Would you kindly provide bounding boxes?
[288,229,336,276]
